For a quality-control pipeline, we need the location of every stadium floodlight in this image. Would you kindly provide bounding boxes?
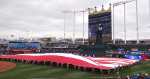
[112,0,139,44]
[62,11,66,40]
[62,9,89,45]
[77,10,88,45]
[62,10,76,44]
[149,0,150,16]
[113,0,135,7]
[136,0,140,44]
[79,10,86,45]
[124,3,127,44]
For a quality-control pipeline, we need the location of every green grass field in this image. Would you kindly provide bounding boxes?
[0,61,150,79]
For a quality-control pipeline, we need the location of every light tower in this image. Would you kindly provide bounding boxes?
[62,11,66,40]
[112,0,138,44]
[123,2,127,44]
[62,10,76,44]
[136,0,140,44]
[149,0,150,16]
[112,4,115,44]
[77,9,88,45]
[62,9,88,45]
[73,9,76,44]
[79,10,86,45]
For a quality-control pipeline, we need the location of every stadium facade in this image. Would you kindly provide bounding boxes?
[88,5,112,45]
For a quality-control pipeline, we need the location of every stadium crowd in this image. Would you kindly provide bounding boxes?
[122,73,150,79]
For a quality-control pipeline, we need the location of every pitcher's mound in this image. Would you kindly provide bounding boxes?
[0,61,16,73]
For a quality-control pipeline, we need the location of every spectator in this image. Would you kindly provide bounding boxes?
[144,73,150,79]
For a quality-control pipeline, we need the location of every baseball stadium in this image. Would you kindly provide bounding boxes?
[0,0,150,79]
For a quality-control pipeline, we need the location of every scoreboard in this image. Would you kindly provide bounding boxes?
[88,11,112,44]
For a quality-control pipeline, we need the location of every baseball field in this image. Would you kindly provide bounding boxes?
[0,61,150,79]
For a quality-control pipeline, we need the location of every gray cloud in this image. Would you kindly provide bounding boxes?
[0,0,149,40]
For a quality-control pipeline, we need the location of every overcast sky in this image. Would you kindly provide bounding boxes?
[0,0,149,40]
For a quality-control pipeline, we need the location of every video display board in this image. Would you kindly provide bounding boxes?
[88,11,112,44]
[8,42,40,49]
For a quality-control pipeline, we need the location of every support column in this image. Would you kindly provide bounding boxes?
[73,10,76,44]
[136,0,140,44]
[112,5,115,44]
[82,10,85,45]
[124,3,127,44]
